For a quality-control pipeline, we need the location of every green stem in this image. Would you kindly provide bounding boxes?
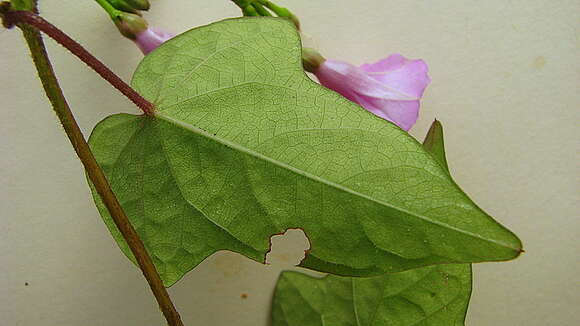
[1,4,183,326]
[259,0,289,17]
[252,2,272,16]
[94,0,121,20]
[259,0,299,29]
[229,0,300,29]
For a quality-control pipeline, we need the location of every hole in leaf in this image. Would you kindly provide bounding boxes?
[265,228,311,267]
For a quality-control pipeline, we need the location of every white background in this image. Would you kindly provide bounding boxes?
[0,1,578,325]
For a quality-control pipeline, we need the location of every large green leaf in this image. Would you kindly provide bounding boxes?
[271,264,472,326]
[88,17,521,286]
[271,121,472,326]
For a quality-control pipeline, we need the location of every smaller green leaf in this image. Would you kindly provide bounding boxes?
[272,121,473,326]
[423,119,449,173]
[272,264,472,326]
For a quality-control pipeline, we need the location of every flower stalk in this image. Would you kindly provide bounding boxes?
[94,0,121,18]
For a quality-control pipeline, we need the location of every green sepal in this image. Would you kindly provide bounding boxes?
[113,11,147,39]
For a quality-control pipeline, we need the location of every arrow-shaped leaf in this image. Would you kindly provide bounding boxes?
[88,18,521,286]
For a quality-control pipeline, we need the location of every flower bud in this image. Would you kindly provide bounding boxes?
[125,0,150,11]
[114,12,148,39]
[108,0,150,13]
[108,0,138,14]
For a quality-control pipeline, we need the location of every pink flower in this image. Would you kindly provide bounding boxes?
[134,27,175,55]
[312,54,430,131]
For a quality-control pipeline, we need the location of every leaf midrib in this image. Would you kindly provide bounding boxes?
[154,111,519,252]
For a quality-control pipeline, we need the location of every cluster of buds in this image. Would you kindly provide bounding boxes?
[97,0,174,54]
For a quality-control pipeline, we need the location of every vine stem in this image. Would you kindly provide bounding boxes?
[1,7,183,326]
[2,10,154,115]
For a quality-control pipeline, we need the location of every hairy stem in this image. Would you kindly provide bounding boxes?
[2,8,183,326]
[2,10,154,115]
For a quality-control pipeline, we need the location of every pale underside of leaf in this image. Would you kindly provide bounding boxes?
[88,17,521,286]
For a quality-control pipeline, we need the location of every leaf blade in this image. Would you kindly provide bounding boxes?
[89,17,521,285]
